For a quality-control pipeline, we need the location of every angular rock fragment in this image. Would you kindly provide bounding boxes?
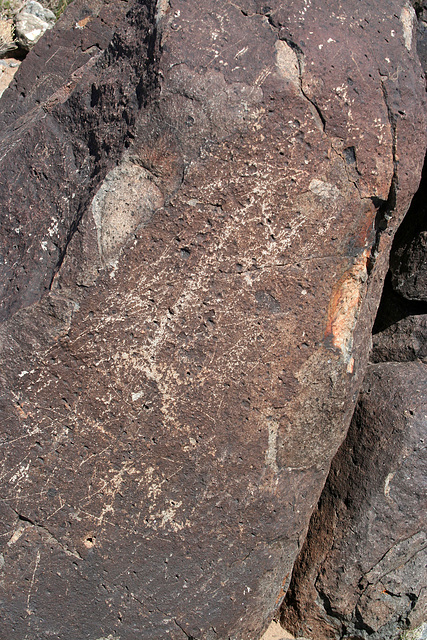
[14,1,56,51]
[0,1,426,638]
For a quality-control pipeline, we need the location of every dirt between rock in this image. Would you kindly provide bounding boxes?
[261,621,294,639]
[0,58,21,97]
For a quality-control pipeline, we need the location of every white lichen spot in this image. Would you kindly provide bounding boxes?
[309,178,341,200]
[40,240,48,252]
[131,391,144,402]
[47,217,59,237]
[275,40,300,87]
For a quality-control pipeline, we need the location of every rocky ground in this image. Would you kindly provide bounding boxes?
[262,621,293,640]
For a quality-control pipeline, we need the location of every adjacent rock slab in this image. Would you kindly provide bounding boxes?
[0,1,426,638]
[390,153,427,302]
[281,362,427,640]
[372,313,427,362]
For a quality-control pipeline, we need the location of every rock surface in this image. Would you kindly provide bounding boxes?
[372,312,427,362]
[281,154,427,640]
[281,362,427,640]
[0,1,426,639]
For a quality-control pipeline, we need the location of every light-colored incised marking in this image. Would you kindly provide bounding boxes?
[384,471,395,497]
[26,549,41,615]
[265,418,279,474]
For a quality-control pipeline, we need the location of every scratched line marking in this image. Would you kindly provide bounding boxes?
[26,549,40,615]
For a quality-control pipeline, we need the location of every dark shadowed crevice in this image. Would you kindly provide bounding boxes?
[373,150,427,332]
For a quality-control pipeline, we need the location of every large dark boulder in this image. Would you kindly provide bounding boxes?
[0,1,425,638]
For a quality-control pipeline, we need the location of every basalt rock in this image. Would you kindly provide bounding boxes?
[371,312,427,362]
[280,155,427,640]
[280,361,427,640]
[0,1,426,639]
[388,149,427,302]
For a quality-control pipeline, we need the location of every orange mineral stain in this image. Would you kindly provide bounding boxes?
[76,16,92,29]
[325,250,369,362]
[275,573,290,605]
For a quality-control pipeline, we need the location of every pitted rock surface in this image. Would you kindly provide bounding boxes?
[0,1,426,638]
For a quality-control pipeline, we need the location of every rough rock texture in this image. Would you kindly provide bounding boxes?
[281,362,427,640]
[281,154,427,640]
[415,0,427,77]
[0,1,426,639]
[389,160,427,301]
[372,312,427,362]
[0,0,157,320]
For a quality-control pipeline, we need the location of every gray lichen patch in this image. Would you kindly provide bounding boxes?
[91,161,164,268]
